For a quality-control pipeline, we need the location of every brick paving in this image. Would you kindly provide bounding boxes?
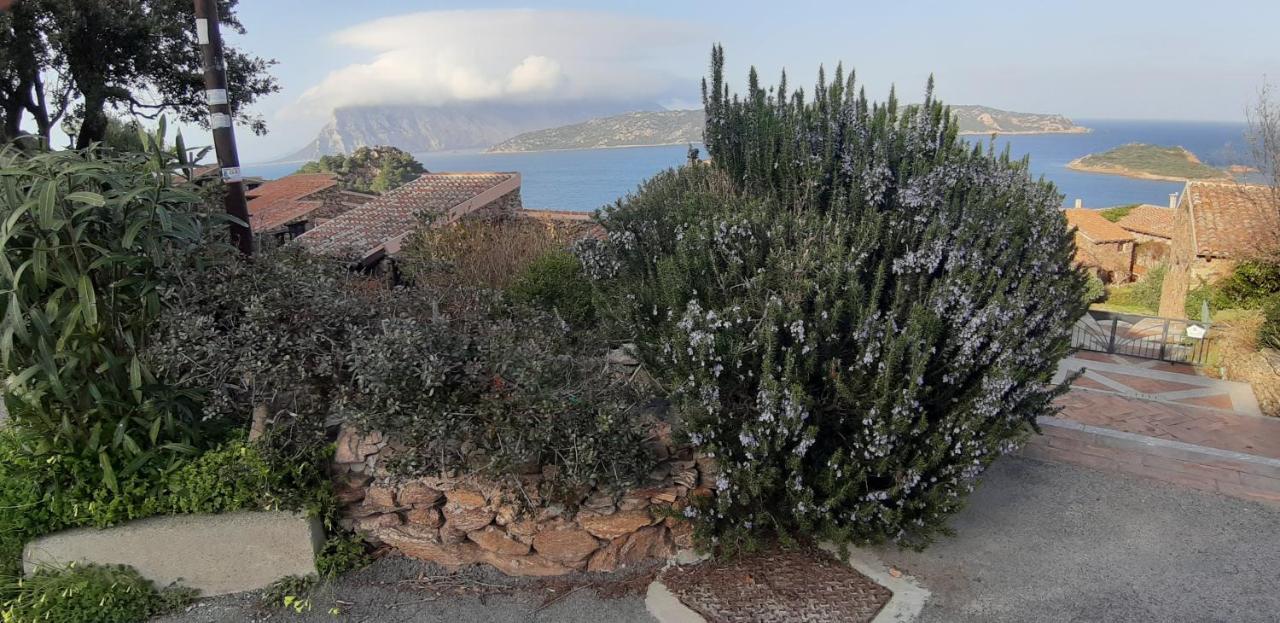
[1056,354,1262,416]
[1053,390,1280,460]
[1038,354,1280,506]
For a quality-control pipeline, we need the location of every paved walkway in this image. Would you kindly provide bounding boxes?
[1058,352,1261,415]
[1052,354,1280,461]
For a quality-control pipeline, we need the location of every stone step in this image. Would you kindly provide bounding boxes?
[23,511,323,596]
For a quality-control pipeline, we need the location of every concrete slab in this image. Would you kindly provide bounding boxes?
[23,511,323,596]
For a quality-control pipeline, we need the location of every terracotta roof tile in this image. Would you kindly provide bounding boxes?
[246,173,338,231]
[1116,204,1176,239]
[1184,182,1280,258]
[1064,208,1135,244]
[296,172,520,259]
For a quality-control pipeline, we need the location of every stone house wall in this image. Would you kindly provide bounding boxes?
[1132,240,1169,277]
[1075,232,1135,283]
[463,189,523,221]
[330,422,710,577]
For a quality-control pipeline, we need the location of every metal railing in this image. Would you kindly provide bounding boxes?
[1071,310,1213,366]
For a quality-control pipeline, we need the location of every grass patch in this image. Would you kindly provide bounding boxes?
[1,563,194,623]
[1098,204,1139,222]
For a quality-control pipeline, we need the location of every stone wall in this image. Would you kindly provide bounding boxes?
[331,423,712,577]
[1074,232,1135,283]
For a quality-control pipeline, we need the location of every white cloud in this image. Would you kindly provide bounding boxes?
[286,10,696,118]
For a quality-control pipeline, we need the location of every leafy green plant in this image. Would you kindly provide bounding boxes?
[1083,272,1107,306]
[315,534,370,578]
[261,574,318,613]
[0,430,322,581]
[296,146,425,193]
[508,250,596,326]
[0,563,193,623]
[337,312,654,491]
[0,130,227,488]
[1219,260,1280,308]
[586,48,1085,551]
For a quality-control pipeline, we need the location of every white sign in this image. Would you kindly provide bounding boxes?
[1185,325,1207,339]
[205,89,228,106]
[221,167,243,183]
[209,113,232,129]
[195,18,210,45]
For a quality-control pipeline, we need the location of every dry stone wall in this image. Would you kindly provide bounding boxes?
[331,422,713,576]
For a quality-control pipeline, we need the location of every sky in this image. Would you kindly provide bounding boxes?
[58,0,1280,163]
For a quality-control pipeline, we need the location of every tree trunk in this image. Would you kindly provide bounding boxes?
[0,97,22,142]
[75,89,108,149]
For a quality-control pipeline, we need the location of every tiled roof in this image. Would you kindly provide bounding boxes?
[1116,204,1176,239]
[246,173,338,232]
[1184,182,1279,258]
[296,172,520,260]
[1064,208,1135,244]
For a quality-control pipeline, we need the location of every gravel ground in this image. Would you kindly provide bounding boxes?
[153,556,659,623]
[156,455,1280,623]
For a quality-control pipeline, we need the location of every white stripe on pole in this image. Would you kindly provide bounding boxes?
[195,18,210,44]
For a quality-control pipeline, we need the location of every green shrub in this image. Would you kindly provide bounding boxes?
[1261,296,1280,350]
[0,430,319,581]
[1083,272,1107,306]
[1220,260,1280,306]
[508,250,596,326]
[149,248,653,493]
[336,313,654,491]
[315,534,370,578]
[1133,264,1168,311]
[1,563,193,623]
[0,133,226,488]
[586,48,1085,551]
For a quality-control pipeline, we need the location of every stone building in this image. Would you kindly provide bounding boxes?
[296,172,523,267]
[1064,208,1136,283]
[1159,181,1279,318]
[246,173,375,240]
[1115,203,1176,277]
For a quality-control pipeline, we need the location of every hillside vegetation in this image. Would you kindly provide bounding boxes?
[950,105,1088,135]
[1068,143,1230,181]
[487,110,704,152]
[295,146,425,193]
[488,105,1086,152]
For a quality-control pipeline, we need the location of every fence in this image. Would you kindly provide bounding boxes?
[1071,310,1213,365]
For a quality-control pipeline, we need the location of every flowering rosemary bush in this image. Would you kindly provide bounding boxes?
[586,47,1086,550]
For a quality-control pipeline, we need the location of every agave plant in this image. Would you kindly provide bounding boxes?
[0,121,228,488]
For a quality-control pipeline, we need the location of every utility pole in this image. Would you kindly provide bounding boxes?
[194,0,253,255]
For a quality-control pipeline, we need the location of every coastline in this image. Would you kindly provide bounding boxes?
[494,130,1092,152]
[957,127,1091,136]
[1065,157,1230,183]
[485,141,699,155]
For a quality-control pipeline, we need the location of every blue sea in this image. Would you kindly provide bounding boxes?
[241,120,1254,212]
